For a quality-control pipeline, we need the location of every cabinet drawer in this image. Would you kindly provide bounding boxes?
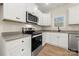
[6,37,26,48]
[18,38,26,45]
[21,45,31,56]
[7,45,26,56]
[6,39,20,49]
[5,36,31,56]
[8,46,22,56]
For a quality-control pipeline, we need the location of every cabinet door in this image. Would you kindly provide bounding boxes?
[51,33,68,49]
[56,33,68,49]
[38,12,43,25]
[15,3,26,22]
[26,3,33,13]
[5,36,31,56]
[5,39,21,56]
[42,32,58,46]
[43,32,68,49]
[38,13,51,26]
[50,33,59,46]
[21,37,31,56]
[3,3,26,22]
[42,32,50,46]
[41,14,47,26]
[26,3,37,13]
[69,5,79,24]
[43,13,51,26]
[38,13,44,26]
[3,3,17,21]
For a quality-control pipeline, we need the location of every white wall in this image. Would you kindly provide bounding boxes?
[0,4,3,19]
[0,20,2,35]
[43,3,79,31]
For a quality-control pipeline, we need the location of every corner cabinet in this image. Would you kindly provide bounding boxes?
[42,32,68,49]
[3,36,31,56]
[2,3,26,22]
[68,5,79,24]
[38,12,51,26]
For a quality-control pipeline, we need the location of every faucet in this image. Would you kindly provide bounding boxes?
[58,26,61,32]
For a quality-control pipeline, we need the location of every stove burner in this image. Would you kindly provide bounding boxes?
[32,32,42,35]
[23,30,42,36]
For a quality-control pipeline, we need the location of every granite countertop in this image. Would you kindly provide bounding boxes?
[1,30,79,41]
[39,30,79,34]
[1,32,31,41]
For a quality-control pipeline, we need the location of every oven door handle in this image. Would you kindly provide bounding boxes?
[32,34,42,38]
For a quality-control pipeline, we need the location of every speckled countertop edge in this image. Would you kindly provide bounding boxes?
[38,30,79,34]
[1,31,31,41]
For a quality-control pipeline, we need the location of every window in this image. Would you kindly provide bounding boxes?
[54,16,64,27]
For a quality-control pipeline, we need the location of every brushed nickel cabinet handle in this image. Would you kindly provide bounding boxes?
[22,40,24,43]
[21,49,24,51]
[16,17,20,19]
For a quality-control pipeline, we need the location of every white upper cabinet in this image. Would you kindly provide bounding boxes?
[1,3,51,25]
[3,3,26,22]
[16,4,26,22]
[26,3,33,13]
[38,12,51,26]
[26,3,38,15]
[3,3,17,21]
[68,5,79,24]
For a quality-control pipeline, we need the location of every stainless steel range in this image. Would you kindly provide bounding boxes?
[22,28,42,56]
[31,32,42,56]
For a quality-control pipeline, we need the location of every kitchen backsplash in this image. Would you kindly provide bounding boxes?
[0,20,42,32]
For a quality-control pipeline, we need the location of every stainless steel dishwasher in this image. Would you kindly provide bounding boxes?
[68,33,79,52]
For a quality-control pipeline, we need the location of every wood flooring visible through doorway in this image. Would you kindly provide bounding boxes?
[37,43,78,56]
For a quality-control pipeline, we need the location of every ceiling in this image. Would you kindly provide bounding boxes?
[35,3,66,13]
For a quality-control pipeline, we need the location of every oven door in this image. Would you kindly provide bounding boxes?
[32,34,42,52]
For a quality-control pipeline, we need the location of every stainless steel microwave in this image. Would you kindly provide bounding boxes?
[26,12,38,24]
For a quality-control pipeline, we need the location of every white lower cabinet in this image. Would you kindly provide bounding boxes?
[57,33,68,49]
[43,32,68,49]
[4,36,31,56]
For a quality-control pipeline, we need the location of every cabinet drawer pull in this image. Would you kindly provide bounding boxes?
[22,40,24,43]
[16,17,20,19]
[21,49,24,51]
